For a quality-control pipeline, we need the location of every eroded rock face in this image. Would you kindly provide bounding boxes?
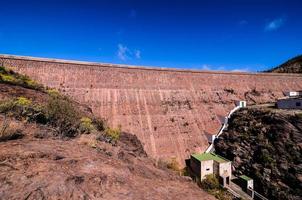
[214,108,302,200]
[1,55,302,164]
[0,123,214,200]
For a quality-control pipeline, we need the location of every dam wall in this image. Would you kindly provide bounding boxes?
[1,54,301,164]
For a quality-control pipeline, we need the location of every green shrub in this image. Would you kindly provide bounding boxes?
[0,66,6,73]
[45,95,79,137]
[181,167,189,176]
[0,94,78,137]
[15,97,32,106]
[0,66,43,90]
[200,174,220,190]
[92,118,105,131]
[260,150,274,166]
[105,126,121,141]
[0,97,47,123]
[208,188,233,200]
[0,99,15,113]
[47,89,60,97]
[0,74,16,82]
[24,79,39,88]
[79,117,95,133]
[200,175,233,200]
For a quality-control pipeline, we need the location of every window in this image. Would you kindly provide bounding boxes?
[206,168,210,171]
[296,102,301,107]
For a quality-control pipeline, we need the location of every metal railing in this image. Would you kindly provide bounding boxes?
[205,105,241,153]
[247,188,268,200]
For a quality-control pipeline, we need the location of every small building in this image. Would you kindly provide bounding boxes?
[235,100,247,108]
[284,91,301,97]
[277,97,302,109]
[239,175,254,190]
[239,175,254,197]
[189,153,232,187]
[277,91,302,109]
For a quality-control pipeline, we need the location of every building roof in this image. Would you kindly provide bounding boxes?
[240,175,252,181]
[278,97,302,101]
[191,153,230,163]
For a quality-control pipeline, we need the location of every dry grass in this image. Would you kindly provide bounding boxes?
[0,117,23,142]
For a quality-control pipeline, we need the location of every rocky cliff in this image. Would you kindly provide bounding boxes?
[1,54,302,165]
[267,55,302,73]
[215,107,302,200]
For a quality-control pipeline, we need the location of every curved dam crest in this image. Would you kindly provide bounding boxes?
[1,54,302,165]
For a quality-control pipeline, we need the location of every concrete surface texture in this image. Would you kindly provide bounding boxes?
[1,54,302,165]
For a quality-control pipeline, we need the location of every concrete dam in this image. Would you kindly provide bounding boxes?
[1,54,301,164]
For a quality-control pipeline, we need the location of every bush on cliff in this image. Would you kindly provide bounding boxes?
[199,175,232,200]
[200,174,220,190]
[0,117,24,142]
[0,95,107,138]
[45,94,80,137]
[0,66,43,90]
[0,67,116,142]
[105,126,121,142]
[79,117,95,133]
[166,157,185,175]
[0,97,47,123]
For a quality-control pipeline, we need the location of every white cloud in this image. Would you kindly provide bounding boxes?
[200,65,225,71]
[117,44,141,61]
[199,64,250,72]
[134,50,141,59]
[117,44,129,61]
[231,68,250,72]
[239,20,248,25]
[265,17,285,31]
[201,64,211,70]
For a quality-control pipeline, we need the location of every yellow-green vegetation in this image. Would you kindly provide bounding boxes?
[0,97,32,113]
[0,97,46,123]
[105,126,121,141]
[0,66,43,90]
[0,99,15,113]
[0,94,106,138]
[45,94,80,137]
[0,73,16,82]
[200,174,220,190]
[79,117,95,133]
[0,67,113,140]
[15,97,32,106]
[46,89,60,97]
[199,174,233,200]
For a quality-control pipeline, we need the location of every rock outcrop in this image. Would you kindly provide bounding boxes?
[215,108,302,200]
[266,55,302,73]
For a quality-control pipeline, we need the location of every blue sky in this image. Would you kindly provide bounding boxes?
[0,0,301,71]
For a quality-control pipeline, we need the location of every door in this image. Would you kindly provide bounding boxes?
[226,176,230,185]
